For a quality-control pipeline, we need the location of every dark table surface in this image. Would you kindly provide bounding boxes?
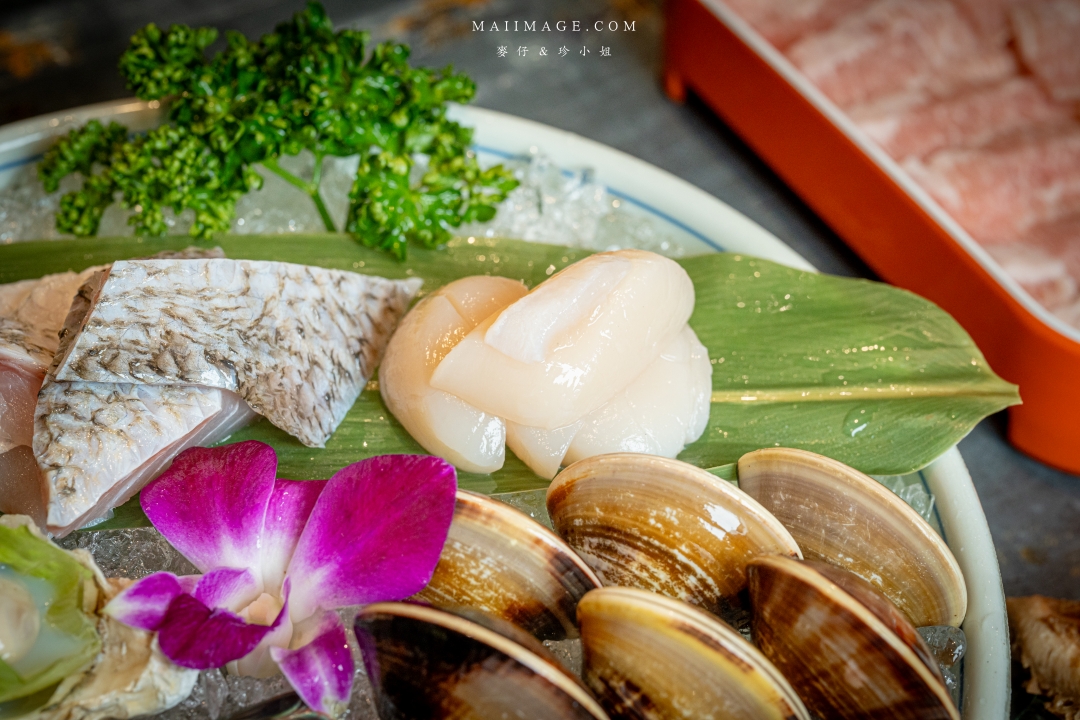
[2,0,1077,714]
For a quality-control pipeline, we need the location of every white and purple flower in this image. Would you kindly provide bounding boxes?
[104,441,457,717]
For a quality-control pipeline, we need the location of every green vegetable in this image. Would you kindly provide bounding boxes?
[0,234,1020,522]
[0,522,100,706]
[36,2,516,259]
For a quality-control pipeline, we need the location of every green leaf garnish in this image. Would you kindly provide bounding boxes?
[36,1,516,259]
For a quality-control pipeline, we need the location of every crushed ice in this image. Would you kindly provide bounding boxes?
[0,150,682,257]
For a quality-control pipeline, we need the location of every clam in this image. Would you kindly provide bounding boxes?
[747,555,958,720]
[354,602,609,720]
[737,447,966,627]
[414,490,602,640]
[546,453,801,620]
[577,587,811,720]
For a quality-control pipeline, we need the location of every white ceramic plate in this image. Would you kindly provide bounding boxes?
[0,100,1008,719]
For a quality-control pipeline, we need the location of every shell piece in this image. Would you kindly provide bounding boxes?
[748,555,958,720]
[431,250,695,430]
[546,453,801,619]
[354,602,609,720]
[737,447,966,627]
[414,490,601,640]
[380,275,526,474]
[578,587,811,720]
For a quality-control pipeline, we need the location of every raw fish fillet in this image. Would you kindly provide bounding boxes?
[985,243,1077,311]
[1011,0,1080,102]
[0,267,103,524]
[787,0,1017,109]
[35,382,256,534]
[852,77,1075,160]
[50,259,422,448]
[904,127,1080,244]
[722,0,871,49]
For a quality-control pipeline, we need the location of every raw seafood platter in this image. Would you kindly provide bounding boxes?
[1,4,1018,720]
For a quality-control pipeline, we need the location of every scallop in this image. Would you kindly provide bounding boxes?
[563,325,712,465]
[737,447,967,627]
[747,555,958,720]
[379,275,527,473]
[354,603,610,720]
[505,420,584,481]
[414,490,601,640]
[578,587,811,720]
[546,453,801,620]
[430,250,695,430]
[506,324,712,480]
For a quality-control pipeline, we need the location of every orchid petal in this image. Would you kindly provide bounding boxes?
[271,612,353,718]
[156,591,288,669]
[178,575,201,594]
[259,479,327,594]
[193,567,261,613]
[103,572,183,630]
[141,442,277,574]
[285,455,457,621]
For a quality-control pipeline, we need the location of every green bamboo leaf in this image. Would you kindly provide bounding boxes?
[678,253,1019,474]
[0,234,1017,532]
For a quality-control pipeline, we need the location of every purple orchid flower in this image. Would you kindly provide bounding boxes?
[104,441,457,717]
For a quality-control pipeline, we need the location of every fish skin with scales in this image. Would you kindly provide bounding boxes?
[50,258,423,448]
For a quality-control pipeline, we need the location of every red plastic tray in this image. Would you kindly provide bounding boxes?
[663,0,1080,474]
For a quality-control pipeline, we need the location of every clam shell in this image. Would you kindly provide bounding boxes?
[414,490,601,640]
[737,447,966,627]
[578,587,811,720]
[747,555,959,720]
[546,453,801,619]
[354,603,609,720]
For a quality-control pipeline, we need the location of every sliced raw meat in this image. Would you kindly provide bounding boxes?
[1011,0,1080,102]
[853,77,1075,160]
[985,243,1078,310]
[0,445,47,527]
[50,259,422,448]
[723,0,871,49]
[36,382,256,535]
[787,0,1018,109]
[952,0,1026,47]
[904,126,1080,244]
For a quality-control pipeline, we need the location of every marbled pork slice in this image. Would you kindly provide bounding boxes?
[722,0,871,49]
[903,126,1080,244]
[952,0,1026,47]
[786,0,1017,109]
[50,259,423,447]
[35,381,256,535]
[985,243,1078,311]
[852,77,1075,160]
[1011,0,1080,102]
